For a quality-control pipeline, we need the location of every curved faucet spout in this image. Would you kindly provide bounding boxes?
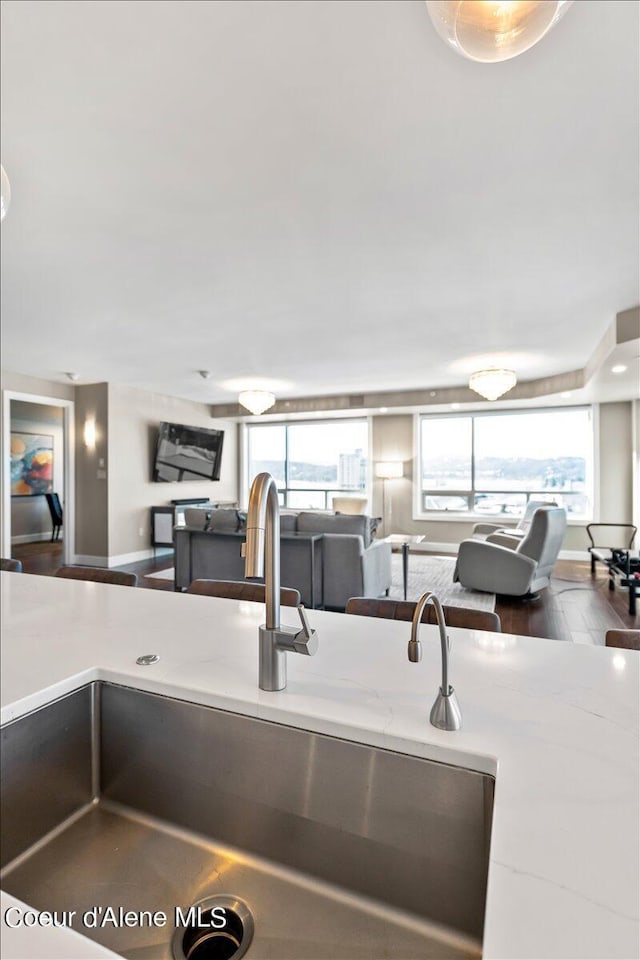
[244,472,319,692]
[408,591,461,731]
[245,472,281,630]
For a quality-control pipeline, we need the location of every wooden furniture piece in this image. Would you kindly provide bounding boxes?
[187,579,301,607]
[383,535,426,600]
[605,629,640,650]
[55,566,138,587]
[587,523,638,615]
[0,558,22,572]
[45,493,63,542]
[345,596,502,633]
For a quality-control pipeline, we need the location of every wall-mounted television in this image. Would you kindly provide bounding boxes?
[153,422,224,483]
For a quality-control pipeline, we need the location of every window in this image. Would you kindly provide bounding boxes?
[418,407,594,519]
[247,419,369,510]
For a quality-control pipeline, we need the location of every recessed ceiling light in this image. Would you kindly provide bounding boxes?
[611,364,627,374]
[560,391,571,399]
[379,407,388,413]
[451,402,461,409]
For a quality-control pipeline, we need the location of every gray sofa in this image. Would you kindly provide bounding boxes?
[174,508,392,610]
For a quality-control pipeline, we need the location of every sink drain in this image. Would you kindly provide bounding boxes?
[172,896,253,960]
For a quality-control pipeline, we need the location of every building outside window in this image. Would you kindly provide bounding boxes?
[246,419,369,510]
[418,407,594,519]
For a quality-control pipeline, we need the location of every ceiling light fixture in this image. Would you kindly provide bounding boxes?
[425,0,573,63]
[198,370,212,379]
[1,165,10,221]
[469,368,517,401]
[238,390,276,416]
[611,364,627,374]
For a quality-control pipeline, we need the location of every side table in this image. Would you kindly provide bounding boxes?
[383,535,426,601]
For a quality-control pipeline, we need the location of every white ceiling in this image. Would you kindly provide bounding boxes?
[1,0,638,404]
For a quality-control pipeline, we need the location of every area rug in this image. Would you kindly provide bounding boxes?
[145,554,495,611]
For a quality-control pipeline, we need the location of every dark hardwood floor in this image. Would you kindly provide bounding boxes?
[10,542,638,644]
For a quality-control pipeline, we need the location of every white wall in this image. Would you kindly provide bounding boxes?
[107,383,238,561]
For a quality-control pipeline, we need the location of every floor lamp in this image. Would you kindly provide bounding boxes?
[375,461,403,534]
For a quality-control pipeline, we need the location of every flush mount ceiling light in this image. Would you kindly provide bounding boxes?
[469,368,517,400]
[1,165,10,221]
[425,0,573,63]
[238,390,276,416]
[611,364,627,374]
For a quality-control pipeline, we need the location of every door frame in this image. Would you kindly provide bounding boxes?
[1,390,75,564]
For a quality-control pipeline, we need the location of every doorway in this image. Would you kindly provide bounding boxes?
[2,390,75,566]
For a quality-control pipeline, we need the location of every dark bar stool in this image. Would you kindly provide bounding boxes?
[187,579,301,607]
[55,566,138,587]
[345,596,502,633]
[0,558,23,573]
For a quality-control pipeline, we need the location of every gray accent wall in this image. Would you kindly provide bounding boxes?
[74,383,109,560]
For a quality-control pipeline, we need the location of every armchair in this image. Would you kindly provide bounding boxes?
[471,499,556,544]
[455,506,567,596]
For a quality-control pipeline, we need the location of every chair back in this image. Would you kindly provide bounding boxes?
[605,630,640,650]
[187,579,301,607]
[45,493,63,525]
[517,507,566,576]
[55,566,138,587]
[586,523,637,551]
[0,558,23,573]
[517,499,556,535]
[345,596,501,633]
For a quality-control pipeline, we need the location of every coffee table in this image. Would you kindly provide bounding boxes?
[383,535,426,601]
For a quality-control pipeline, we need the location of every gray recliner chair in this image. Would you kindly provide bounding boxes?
[470,499,556,544]
[454,506,567,596]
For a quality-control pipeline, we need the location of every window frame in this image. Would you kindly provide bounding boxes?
[242,416,371,511]
[413,405,598,524]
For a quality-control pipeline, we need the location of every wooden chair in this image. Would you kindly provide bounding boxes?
[605,629,640,651]
[55,565,138,587]
[345,596,502,633]
[187,579,301,607]
[0,558,23,573]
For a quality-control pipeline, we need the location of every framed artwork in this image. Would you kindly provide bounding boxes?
[10,431,54,496]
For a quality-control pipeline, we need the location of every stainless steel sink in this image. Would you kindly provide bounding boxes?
[1,683,494,959]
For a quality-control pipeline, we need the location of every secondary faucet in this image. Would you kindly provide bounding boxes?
[243,472,318,691]
[408,591,462,731]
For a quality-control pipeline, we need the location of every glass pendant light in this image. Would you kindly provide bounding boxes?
[425,1,574,63]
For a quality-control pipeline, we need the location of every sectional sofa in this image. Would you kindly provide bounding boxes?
[174,508,392,610]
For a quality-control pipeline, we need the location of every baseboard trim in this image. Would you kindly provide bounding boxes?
[11,532,56,545]
[73,554,108,567]
[558,549,591,562]
[410,542,590,562]
[107,547,173,568]
[416,541,458,555]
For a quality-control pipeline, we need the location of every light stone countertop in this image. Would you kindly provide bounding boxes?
[1,571,638,960]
